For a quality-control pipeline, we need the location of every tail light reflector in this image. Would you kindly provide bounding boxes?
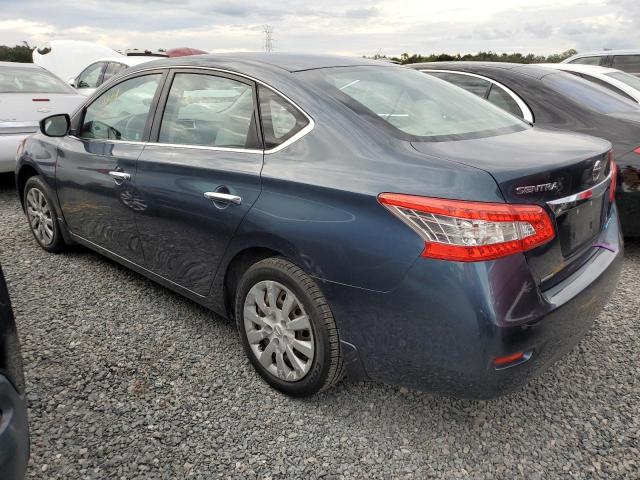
[378,193,555,262]
[634,146,640,155]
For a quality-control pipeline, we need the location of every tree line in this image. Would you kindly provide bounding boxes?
[1,42,578,65]
[0,42,33,63]
[381,49,578,64]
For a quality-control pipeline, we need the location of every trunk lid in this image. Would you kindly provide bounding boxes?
[412,128,615,286]
[0,93,84,135]
[0,93,84,122]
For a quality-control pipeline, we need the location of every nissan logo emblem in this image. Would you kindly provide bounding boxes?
[592,160,602,182]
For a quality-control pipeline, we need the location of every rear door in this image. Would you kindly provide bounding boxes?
[134,69,263,295]
[56,71,166,264]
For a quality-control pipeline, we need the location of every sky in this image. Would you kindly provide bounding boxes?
[0,0,638,57]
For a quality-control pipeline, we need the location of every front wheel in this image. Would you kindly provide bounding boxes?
[23,176,66,253]
[235,257,344,397]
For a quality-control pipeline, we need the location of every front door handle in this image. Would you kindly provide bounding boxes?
[108,171,131,184]
[204,191,242,205]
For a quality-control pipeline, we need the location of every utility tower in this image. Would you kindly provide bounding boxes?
[263,25,274,52]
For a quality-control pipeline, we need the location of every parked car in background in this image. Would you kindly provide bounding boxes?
[166,47,208,58]
[15,54,622,399]
[33,39,118,84]
[0,264,29,479]
[411,62,640,236]
[539,63,640,103]
[562,50,640,77]
[0,62,84,173]
[70,56,157,96]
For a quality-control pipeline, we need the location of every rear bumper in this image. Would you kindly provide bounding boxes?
[0,134,29,173]
[0,375,29,479]
[324,206,624,398]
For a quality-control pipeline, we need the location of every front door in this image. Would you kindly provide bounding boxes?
[56,72,164,264]
[135,70,264,295]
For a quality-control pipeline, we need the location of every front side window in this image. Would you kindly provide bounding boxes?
[611,55,640,74]
[426,72,490,98]
[258,86,309,149]
[159,73,258,149]
[543,72,638,114]
[487,85,523,117]
[77,62,105,89]
[304,67,527,142]
[80,74,161,141]
[568,56,601,66]
[0,66,75,94]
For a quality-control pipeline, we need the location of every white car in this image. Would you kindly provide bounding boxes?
[539,63,640,104]
[562,50,640,77]
[70,56,157,96]
[0,62,85,173]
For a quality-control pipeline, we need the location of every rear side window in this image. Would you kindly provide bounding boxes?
[612,55,640,74]
[258,86,309,150]
[426,72,490,97]
[159,73,259,149]
[77,62,105,89]
[102,62,128,84]
[487,85,523,117]
[81,74,161,141]
[568,56,601,66]
[543,72,638,114]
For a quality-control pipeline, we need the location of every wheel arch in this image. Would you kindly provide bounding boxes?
[15,163,40,207]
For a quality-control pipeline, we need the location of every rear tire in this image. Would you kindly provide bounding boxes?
[23,176,66,253]
[235,257,344,397]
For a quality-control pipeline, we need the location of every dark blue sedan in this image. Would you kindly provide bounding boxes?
[16,54,623,398]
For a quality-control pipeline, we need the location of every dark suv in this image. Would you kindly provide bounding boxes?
[0,265,29,479]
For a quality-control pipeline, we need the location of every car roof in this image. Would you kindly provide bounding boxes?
[0,61,42,69]
[538,63,618,74]
[127,52,390,74]
[410,61,560,80]
[92,56,157,66]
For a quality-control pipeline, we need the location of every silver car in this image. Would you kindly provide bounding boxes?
[0,62,84,173]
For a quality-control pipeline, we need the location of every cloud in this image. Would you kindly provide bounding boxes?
[0,0,637,56]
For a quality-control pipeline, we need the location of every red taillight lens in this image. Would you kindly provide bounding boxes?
[634,146,640,155]
[609,159,617,203]
[378,193,555,262]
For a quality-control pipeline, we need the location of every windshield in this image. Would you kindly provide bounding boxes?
[543,72,639,114]
[302,67,528,141]
[0,66,74,94]
[605,71,640,93]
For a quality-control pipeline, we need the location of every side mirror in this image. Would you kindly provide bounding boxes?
[68,78,76,88]
[40,114,71,137]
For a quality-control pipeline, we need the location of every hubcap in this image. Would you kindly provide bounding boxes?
[243,280,315,382]
[26,188,54,246]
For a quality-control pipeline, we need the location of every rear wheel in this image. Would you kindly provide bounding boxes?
[24,176,66,253]
[235,257,344,396]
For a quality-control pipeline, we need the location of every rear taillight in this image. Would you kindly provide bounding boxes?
[609,158,617,203]
[378,193,555,262]
[634,146,640,155]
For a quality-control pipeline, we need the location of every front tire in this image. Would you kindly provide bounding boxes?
[235,257,344,397]
[23,176,66,253]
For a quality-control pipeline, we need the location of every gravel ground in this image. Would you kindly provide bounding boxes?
[0,172,638,479]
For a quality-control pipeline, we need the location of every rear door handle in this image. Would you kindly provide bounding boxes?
[204,191,242,205]
[108,171,131,183]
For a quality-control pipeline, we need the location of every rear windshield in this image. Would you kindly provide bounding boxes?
[0,66,74,94]
[543,72,639,114]
[301,67,528,142]
[605,71,640,93]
